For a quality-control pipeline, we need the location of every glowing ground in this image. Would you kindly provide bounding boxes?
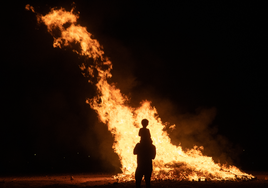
[1,172,267,188]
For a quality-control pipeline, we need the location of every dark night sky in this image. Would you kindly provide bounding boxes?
[2,1,268,175]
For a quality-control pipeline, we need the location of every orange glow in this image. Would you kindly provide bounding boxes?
[26,5,254,181]
[25,4,35,12]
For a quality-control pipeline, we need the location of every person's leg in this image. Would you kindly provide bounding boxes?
[135,168,143,188]
[144,171,152,188]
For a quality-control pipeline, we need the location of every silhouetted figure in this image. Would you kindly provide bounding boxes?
[134,119,156,188]
[139,119,151,142]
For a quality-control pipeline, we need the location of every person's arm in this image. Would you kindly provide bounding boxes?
[151,145,156,159]
[133,143,140,155]
[148,129,151,137]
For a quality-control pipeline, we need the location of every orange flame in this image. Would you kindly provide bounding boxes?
[25,4,35,12]
[26,5,254,181]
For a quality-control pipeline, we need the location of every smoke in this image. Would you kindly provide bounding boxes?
[119,69,242,168]
[99,36,138,96]
[153,97,241,166]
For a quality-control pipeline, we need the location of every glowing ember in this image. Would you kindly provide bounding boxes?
[26,4,254,181]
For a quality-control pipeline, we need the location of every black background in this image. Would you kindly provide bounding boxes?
[2,1,267,175]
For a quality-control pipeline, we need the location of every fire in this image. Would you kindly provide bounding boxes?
[26,4,254,181]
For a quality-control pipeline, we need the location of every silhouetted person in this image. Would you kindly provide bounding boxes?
[134,119,156,188]
[139,119,151,142]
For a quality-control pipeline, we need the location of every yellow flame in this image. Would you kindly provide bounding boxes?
[26,5,254,181]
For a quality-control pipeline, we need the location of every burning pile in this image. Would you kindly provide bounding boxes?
[26,4,254,181]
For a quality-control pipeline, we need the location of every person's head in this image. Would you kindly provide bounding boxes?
[141,119,149,128]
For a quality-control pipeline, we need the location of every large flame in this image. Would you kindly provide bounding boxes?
[26,5,254,181]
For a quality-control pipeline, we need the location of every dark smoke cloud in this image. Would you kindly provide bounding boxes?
[99,36,138,96]
[117,72,242,168]
[155,98,242,166]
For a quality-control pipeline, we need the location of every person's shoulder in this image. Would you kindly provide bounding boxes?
[136,142,141,146]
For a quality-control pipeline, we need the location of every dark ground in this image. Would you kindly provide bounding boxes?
[0,172,268,188]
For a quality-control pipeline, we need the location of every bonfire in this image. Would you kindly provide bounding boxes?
[25,4,254,182]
